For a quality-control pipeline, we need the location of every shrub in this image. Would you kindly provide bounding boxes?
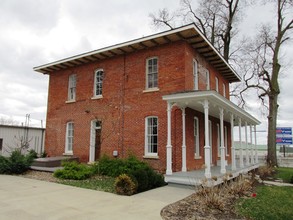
[94,155,166,193]
[257,166,275,180]
[0,149,34,174]
[115,174,137,196]
[54,161,93,180]
[27,149,38,159]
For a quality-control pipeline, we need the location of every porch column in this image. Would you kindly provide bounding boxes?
[250,125,255,164]
[181,107,187,172]
[219,108,226,174]
[230,113,236,170]
[254,125,258,163]
[166,102,173,175]
[203,99,211,178]
[245,121,250,166]
[239,118,244,168]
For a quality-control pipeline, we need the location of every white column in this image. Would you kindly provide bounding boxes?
[203,99,211,178]
[239,118,244,168]
[254,125,258,163]
[250,125,254,164]
[245,121,250,166]
[230,113,236,170]
[181,107,187,172]
[219,108,226,174]
[166,102,173,175]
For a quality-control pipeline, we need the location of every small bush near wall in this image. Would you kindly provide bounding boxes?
[93,155,166,193]
[115,174,137,196]
[0,149,34,174]
[54,161,93,180]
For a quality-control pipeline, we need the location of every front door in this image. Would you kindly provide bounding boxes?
[94,121,102,160]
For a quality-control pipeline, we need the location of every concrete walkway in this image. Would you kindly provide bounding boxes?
[0,175,194,220]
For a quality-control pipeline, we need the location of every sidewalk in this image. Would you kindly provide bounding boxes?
[0,175,194,220]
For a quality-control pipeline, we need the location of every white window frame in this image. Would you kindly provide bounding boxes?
[65,122,74,154]
[146,57,158,90]
[223,83,226,97]
[206,70,210,90]
[194,117,200,158]
[68,74,76,101]
[93,69,104,98]
[144,116,158,157]
[215,77,219,92]
[193,59,198,90]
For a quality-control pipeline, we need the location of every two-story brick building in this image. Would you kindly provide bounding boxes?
[34,24,260,178]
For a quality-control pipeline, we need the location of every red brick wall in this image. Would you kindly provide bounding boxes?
[45,40,232,172]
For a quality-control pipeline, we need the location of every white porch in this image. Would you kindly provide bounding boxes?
[162,90,261,179]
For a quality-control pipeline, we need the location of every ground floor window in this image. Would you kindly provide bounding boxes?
[194,117,200,158]
[65,122,74,154]
[145,116,158,156]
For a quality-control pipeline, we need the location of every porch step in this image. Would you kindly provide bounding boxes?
[30,166,63,173]
[32,156,79,168]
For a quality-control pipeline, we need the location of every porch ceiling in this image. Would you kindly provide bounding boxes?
[162,90,260,126]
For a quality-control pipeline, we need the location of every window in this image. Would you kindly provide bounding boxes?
[146,57,158,89]
[68,74,76,101]
[223,83,226,97]
[193,59,198,90]
[145,116,158,156]
[194,117,200,157]
[215,77,219,92]
[206,70,210,90]
[94,69,104,97]
[65,122,74,154]
[217,123,221,157]
[225,126,228,155]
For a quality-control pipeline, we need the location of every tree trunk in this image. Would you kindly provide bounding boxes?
[267,93,278,167]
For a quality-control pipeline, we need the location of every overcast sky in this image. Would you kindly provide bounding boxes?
[0,0,292,145]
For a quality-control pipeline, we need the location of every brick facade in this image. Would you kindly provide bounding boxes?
[44,39,232,172]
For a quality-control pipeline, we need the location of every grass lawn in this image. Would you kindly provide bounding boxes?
[236,185,293,220]
[274,167,293,183]
[59,175,115,193]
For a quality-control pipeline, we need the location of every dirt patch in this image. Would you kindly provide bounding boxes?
[18,170,60,183]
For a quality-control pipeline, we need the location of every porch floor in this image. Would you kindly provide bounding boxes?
[165,163,260,188]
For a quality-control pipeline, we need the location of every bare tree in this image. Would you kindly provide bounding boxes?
[239,0,293,167]
[149,0,243,61]
[0,117,19,126]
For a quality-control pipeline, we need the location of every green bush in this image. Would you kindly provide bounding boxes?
[94,155,166,193]
[0,149,34,174]
[28,149,38,159]
[115,174,137,196]
[54,161,93,180]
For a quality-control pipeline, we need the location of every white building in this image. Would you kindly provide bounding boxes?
[0,125,45,157]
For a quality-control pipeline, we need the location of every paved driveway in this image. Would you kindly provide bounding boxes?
[0,175,194,220]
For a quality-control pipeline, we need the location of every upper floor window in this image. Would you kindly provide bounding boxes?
[145,116,158,156]
[68,74,76,101]
[215,77,219,92]
[193,59,198,90]
[94,69,104,97]
[146,57,158,89]
[206,70,210,90]
[65,122,74,154]
[223,83,226,97]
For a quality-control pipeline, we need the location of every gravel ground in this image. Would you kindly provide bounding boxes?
[18,170,60,183]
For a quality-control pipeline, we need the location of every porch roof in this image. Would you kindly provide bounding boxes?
[33,23,240,83]
[162,90,260,126]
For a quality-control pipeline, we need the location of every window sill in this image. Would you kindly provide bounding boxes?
[63,152,73,156]
[143,88,159,93]
[194,156,202,160]
[143,155,159,160]
[91,95,103,100]
[65,100,76,104]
